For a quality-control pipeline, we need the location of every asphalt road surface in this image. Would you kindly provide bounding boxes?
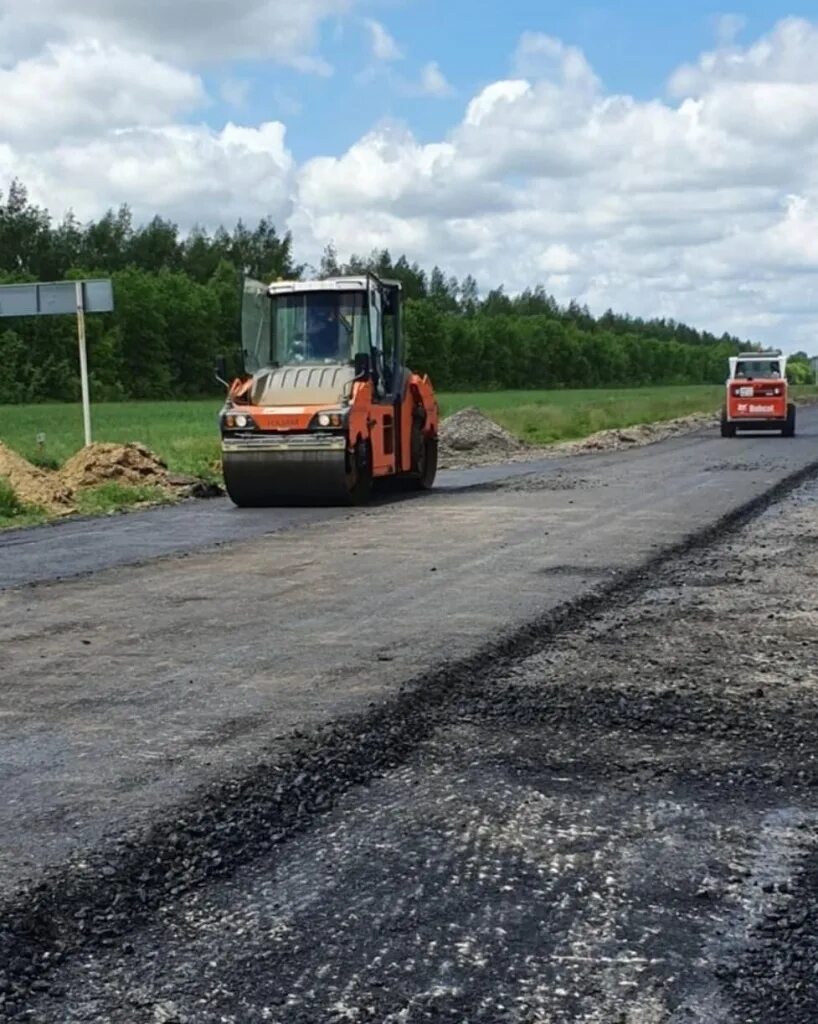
[2,414,818,1021]
[0,460,582,590]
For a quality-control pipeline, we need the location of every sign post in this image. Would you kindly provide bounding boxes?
[75,281,92,445]
[0,279,114,447]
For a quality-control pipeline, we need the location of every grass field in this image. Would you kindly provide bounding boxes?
[1,385,816,485]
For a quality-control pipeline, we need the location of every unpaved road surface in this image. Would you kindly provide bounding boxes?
[1,417,818,1021]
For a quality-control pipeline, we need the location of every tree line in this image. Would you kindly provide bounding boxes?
[0,178,804,404]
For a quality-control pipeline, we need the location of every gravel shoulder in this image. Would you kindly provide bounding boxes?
[6,452,818,1022]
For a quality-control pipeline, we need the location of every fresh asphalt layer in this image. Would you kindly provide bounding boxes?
[1,410,817,898]
[0,460,579,590]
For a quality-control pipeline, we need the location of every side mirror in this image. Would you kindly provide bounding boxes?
[354,352,371,379]
[214,354,228,387]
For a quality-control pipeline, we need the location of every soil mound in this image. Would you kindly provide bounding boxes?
[0,442,73,513]
[60,443,169,491]
[439,407,527,467]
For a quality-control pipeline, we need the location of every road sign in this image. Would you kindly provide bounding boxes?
[0,279,113,317]
[0,279,114,445]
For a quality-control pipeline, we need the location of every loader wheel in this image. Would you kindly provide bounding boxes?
[345,440,373,505]
[720,410,736,438]
[782,403,796,438]
[414,433,438,491]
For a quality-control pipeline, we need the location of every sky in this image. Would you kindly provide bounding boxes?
[2,2,818,351]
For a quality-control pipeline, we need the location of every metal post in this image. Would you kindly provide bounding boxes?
[75,281,92,446]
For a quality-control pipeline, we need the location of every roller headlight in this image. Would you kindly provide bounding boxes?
[311,409,346,430]
[222,412,256,431]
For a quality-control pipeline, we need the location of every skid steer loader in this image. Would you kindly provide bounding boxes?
[721,350,795,438]
[217,274,439,505]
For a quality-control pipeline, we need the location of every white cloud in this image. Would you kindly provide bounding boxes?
[364,18,403,63]
[0,41,204,147]
[714,13,747,46]
[670,16,818,93]
[419,61,453,97]
[2,122,293,228]
[0,0,350,69]
[513,32,600,94]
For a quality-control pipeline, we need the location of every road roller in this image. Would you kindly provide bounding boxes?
[218,273,440,505]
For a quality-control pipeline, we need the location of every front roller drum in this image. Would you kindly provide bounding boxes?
[223,444,372,507]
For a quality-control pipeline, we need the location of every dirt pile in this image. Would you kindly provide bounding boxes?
[0,442,74,513]
[557,412,719,455]
[439,407,529,468]
[59,443,170,491]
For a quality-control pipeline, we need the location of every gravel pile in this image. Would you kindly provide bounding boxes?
[438,407,532,468]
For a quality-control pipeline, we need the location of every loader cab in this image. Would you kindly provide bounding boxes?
[731,357,783,381]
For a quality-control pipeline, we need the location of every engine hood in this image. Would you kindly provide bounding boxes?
[251,364,355,407]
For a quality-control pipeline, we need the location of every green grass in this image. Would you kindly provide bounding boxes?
[74,482,174,517]
[0,476,47,530]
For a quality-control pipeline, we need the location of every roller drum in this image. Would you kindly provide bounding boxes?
[222,436,361,506]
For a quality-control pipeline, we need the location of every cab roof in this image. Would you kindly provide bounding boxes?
[267,275,402,295]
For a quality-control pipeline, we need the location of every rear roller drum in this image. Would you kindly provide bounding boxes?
[411,428,438,490]
[344,441,373,505]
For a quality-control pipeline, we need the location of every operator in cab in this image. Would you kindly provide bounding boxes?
[307,305,340,361]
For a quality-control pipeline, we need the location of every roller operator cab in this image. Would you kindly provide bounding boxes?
[721,351,795,438]
[219,275,440,506]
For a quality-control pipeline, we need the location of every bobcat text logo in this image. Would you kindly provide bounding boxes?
[737,403,775,414]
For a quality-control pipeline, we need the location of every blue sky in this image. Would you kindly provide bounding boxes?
[202,1,816,161]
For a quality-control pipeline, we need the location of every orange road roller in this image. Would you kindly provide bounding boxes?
[218,274,439,505]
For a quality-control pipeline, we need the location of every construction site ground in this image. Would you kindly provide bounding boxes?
[2,409,818,1022]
